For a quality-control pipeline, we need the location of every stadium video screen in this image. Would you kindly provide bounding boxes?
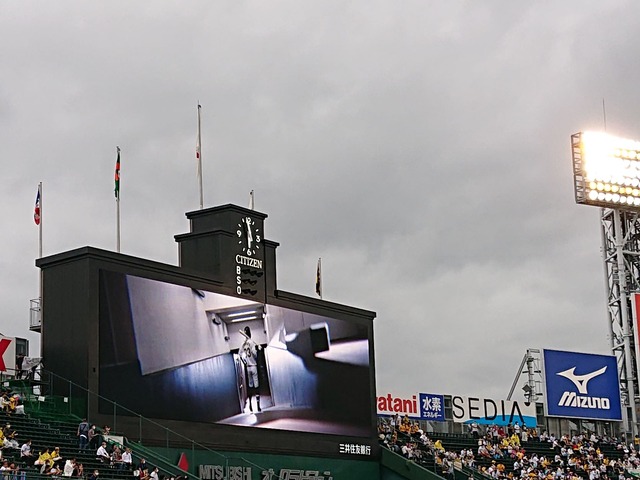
[98,271,372,437]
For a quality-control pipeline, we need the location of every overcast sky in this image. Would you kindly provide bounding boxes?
[2,1,639,402]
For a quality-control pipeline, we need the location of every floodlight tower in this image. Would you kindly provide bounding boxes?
[572,132,640,435]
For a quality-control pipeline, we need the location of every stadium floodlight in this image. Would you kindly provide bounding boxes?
[572,131,640,210]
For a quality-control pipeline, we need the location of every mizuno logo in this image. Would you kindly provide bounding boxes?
[556,366,607,394]
[557,392,610,409]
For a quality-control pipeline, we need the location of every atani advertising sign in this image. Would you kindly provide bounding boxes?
[543,349,622,421]
[376,392,445,421]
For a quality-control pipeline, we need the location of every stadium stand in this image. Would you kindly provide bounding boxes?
[379,417,639,480]
[0,374,194,479]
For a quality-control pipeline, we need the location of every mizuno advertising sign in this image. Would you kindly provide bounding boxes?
[543,349,622,421]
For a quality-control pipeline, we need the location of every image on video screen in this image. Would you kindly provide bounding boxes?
[98,271,372,437]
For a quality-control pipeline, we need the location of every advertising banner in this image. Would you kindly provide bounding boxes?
[376,392,445,421]
[151,445,379,480]
[0,336,16,373]
[377,391,535,425]
[543,349,622,421]
[450,395,536,427]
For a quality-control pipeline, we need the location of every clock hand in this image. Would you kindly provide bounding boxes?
[246,217,253,249]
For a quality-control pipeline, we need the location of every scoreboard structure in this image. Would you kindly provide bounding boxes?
[36,204,378,462]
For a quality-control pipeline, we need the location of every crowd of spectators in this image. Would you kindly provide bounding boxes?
[379,414,640,480]
[0,388,24,416]
[0,370,192,480]
[76,419,188,480]
[0,408,188,479]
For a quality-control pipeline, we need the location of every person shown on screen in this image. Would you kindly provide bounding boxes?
[240,326,261,413]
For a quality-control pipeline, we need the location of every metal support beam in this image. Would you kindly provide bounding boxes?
[600,207,640,435]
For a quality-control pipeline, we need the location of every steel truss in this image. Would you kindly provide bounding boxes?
[601,208,640,434]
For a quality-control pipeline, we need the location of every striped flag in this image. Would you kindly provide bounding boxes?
[114,146,121,199]
[34,189,41,225]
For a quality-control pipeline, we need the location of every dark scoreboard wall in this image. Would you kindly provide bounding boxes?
[36,204,378,459]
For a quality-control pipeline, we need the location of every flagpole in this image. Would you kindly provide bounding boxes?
[197,104,203,210]
[249,190,255,210]
[38,182,43,325]
[116,195,121,253]
[115,146,121,253]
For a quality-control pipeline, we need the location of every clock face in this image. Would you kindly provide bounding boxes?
[237,216,261,256]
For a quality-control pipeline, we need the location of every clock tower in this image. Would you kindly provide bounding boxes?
[174,204,277,302]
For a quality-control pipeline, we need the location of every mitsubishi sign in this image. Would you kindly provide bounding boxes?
[543,349,622,421]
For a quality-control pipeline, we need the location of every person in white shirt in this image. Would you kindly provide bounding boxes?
[63,458,76,477]
[96,442,110,464]
[19,440,32,462]
[121,447,132,471]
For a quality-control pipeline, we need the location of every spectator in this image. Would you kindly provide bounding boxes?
[138,458,149,473]
[2,424,18,449]
[89,469,100,480]
[513,421,521,438]
[0,393,17,416]
[96,441,110,464]
[63,458,76,477]
[88,425,98,450]
[19,439,33,465]
[121,447,133,471]
[77,418,90,451]
[43,464,61,476]
[470,422,480,439]
[14,354,24,380]
[111,445,123,469]
[10,462,25,480]
[50,446,63,468]
[34,447,52,474]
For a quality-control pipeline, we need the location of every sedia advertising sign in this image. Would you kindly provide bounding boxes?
[450,396,536,427]
[543,349,622,421]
